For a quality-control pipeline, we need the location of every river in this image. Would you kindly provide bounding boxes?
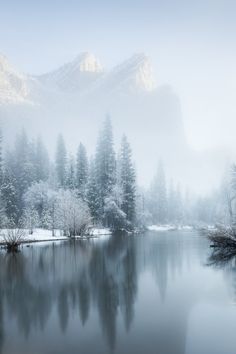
[0,230,235,354]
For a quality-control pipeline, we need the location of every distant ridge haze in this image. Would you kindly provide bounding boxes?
[0,52,232,193]
[0,52,157,104]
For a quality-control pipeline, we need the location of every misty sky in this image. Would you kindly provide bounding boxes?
[1,0,236,152]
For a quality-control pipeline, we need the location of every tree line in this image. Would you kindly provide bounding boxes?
[140,161,219,227]
[0,114,229,235]
[0,116,136,235]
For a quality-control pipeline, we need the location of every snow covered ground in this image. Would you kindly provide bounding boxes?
[148,225,194,232]
[0,228,112,244]
[89,228,112,236]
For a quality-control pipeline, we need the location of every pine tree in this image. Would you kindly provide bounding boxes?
[0,129,6,227]
[11,130,36,213]
[175,184,184,225]
[35,136,50,182]
[119,135,136,226]
[167,179,176,223]
[66,155,76,190]
[76,143,88,199]
[0,195,6,228]
[55,134,67,188]
[1,168,19,223]
[149,161,167,224]
[95,116,116,222]
[156,161,167,224]
[86,158,100,222]
[0,129,3,187]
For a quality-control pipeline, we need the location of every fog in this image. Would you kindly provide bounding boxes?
[0,0,236,194]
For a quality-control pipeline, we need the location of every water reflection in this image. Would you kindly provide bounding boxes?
[207,247,236,305]
[208,247,236,267]
[0,235,138,353]
[0,232,235,354]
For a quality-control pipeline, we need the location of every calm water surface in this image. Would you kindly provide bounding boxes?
[0,231,236,354]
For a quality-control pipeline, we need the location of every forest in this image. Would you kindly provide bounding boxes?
[0,115,235,242]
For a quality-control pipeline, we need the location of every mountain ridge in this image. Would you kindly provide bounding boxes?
[0,51,205,192]
[0,53,30,104]
[0,52,157,104]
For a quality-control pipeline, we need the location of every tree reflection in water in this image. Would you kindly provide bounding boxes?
[0,234,138,353]
[0,231,233,354]
[208,247,236,305]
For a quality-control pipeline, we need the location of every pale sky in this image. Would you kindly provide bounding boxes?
[1,0,236,151]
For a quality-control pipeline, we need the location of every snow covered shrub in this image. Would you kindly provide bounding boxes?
[41,190,59,236]
[23,181,50,220]
[56,190,91,237]
[2,219,26,252]
[22,208,39,235]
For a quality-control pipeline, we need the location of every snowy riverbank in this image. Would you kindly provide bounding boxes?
[148,225,194,232]
[0,228,112,245]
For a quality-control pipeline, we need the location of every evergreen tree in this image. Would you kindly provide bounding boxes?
[0,129,3,187]
[175,184,184,224]
[86,158,100,222]
[95,116,116,222]
[35,136,50,182]
[119,135,136,226]
[0,196,6,228]
[55,134,67,188]
[156,161,167,224]
[0,130,6,227]
[76,143,88,199]
[1,168,19,223]
[167,179,176,223]
[66,155,76,190]
[11,130,36,213]
[149,161,167,224]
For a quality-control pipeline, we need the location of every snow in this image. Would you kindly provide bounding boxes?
[73,52,103,73]
[0,227,112,244]
[148,225,177,231]
[0,229,67,244]
[148,225,194,232]
[0,51,157,104]
[95,53,155,94]
[0,53,30,104]
[89,228,112,236]
[38,52,103,92]
[181,225,194,230]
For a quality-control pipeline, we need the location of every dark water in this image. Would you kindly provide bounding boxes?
[0,231,236,354]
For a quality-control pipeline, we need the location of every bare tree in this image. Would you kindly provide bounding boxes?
[2,220,26,252]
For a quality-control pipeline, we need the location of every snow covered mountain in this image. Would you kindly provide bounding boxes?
[37,52,104,92]
[0,51,231,192]
[0,54,30,104]
[93,53,155,94]
[0,52,157,104]
[0,51,201,189]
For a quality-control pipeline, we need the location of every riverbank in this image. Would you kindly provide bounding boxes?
[0,228,112,246]
[148,225,194,232]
